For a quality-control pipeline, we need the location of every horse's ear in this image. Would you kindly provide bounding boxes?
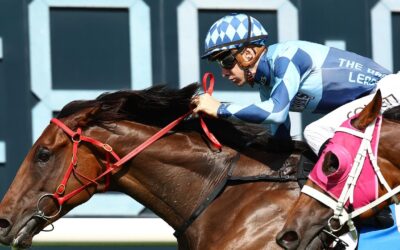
[351,90,382,130]
[76,106,101,127]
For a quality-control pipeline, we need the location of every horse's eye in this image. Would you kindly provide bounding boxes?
[37,147,51,163]
[322,151,339,176]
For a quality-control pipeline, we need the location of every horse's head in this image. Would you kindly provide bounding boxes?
[0,105,111,248]
[277,90,400,249]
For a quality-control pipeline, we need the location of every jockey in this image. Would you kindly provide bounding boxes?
[191,13,400,249]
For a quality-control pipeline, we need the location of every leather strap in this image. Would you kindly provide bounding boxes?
[235,46,266,69]
[174,153,240,238]
[200,73,222,150]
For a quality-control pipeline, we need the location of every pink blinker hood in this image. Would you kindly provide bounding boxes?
[308,115,382,209]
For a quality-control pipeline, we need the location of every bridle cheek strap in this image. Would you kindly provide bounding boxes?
[51,118,121,205]
[302,184,400,226]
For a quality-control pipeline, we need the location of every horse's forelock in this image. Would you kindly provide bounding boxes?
[57,100,99,119]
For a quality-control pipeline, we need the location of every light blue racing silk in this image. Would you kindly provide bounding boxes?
[217,41,391,137]
[358,204,400,250]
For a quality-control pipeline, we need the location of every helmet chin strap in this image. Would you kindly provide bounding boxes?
[235,46,266,87]
[244,68,255,86]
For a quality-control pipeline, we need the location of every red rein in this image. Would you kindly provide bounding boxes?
[199,72,222,150]
[50,73,222,206]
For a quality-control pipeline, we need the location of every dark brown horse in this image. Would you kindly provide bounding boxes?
[0,83,309,250]
[276,90,400,249]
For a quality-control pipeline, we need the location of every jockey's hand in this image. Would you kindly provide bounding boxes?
[191,93,221,118]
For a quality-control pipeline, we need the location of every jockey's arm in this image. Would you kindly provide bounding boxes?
[217,56,305,136]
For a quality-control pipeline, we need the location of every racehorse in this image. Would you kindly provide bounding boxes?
[0,83,312,250]
[276,90,400,249]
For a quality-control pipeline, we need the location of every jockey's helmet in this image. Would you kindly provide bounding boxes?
[201,13,268,60]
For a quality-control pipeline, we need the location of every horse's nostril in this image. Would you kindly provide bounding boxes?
[281,230,299,242]
[0,218,11,229]
[277,230,300,250]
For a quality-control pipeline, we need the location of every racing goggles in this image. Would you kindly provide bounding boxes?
[216,51,238,69]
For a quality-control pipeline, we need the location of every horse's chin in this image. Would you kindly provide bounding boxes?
[305,234,325,250]
[11,217,41,249]
[299,228,332,250]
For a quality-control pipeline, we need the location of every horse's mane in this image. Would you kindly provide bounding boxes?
[383,105,400,122]
[57,83,297,152]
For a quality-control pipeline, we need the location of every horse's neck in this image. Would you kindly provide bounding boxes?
[87,121,289,231]
[91,121,242,228]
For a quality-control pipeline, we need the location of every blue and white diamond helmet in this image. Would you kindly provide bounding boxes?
[202,13,268,59]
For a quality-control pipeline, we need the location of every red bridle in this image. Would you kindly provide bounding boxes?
[36,73,222,220]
